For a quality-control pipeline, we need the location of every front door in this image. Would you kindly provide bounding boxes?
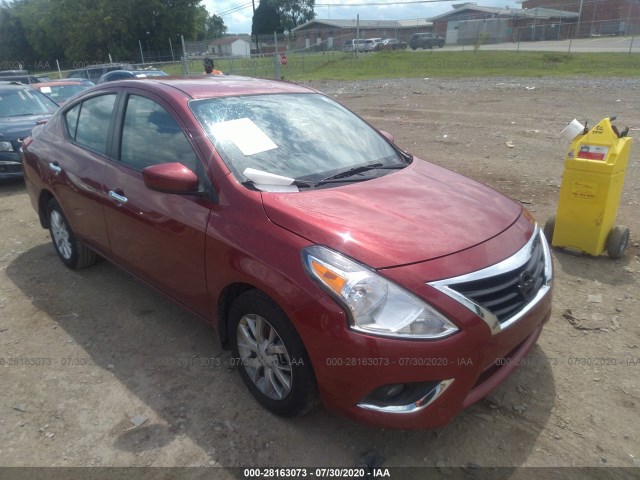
[102,93,212,317]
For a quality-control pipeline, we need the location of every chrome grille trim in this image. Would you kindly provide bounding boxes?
[428,226,552,335]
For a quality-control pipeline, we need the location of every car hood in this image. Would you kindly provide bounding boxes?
[0,114,52,140]
[261,159,522,269]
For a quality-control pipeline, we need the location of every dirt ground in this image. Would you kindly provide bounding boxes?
[1,77,639,478]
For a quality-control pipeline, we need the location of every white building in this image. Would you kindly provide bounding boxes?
[208,36,252,57]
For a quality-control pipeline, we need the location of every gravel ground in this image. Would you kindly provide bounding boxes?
[1,76,639,479]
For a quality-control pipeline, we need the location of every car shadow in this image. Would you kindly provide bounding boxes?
[7,244,556,475]
[0,177,26,196]
[551,248,636,286]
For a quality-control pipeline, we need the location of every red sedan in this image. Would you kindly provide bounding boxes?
[22,77,552,428]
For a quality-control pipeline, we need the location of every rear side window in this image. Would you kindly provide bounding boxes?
[65,94,117,154]
[119,95,197,172]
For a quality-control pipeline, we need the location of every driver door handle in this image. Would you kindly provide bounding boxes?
[48,162,62,175]
[108,190,128,205]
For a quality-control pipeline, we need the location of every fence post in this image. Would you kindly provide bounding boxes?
[630,35,635,54]
[274,32,281,80]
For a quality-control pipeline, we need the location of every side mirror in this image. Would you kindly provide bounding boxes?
[143,162,199,194]
[379,130,395,144]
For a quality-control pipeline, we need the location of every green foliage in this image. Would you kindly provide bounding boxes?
[474,32,489,53]
[252,0,281,35]
[275,0,315,31]
[252,0,314,35]
[206,13,227,40]
[0,0,226,66]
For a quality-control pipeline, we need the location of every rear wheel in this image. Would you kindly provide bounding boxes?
[607,225,630,259]
[47,199,97,269]
[229,290,318,417]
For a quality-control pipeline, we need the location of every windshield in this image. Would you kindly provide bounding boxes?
[0,88,58,118]
[190,93,403,186]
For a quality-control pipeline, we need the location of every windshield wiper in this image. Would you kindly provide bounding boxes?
[314,162,406,187]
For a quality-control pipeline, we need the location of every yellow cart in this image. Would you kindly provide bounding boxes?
[545,117,632,259]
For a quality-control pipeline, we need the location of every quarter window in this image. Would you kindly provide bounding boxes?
[119,95,197,172]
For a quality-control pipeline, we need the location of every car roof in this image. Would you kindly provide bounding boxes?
[100,76,315,100]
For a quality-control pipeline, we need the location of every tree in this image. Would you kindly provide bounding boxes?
[0,0,36,66]
[252,0,281,35]
[206,14,227,39]
[274,0,314,31]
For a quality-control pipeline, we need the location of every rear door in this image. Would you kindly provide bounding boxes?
[47,91,119,252]
[101,90,213,317]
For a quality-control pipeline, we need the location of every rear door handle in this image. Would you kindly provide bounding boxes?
[48,162,62,175]
[108,190,128,205]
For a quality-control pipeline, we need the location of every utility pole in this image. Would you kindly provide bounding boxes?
[252,0,259,55]
[576,0,584,37]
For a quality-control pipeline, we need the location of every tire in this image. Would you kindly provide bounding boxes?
[543,215,556,245]
[47,198,98,269]
[607,225,630,259]
[229,290,318,417]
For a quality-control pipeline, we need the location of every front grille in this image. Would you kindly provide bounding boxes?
[429,228,552,334]
[448,234,546,324]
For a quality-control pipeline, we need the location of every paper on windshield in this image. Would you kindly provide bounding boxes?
[209,118,277,156]
[41,86,52,93]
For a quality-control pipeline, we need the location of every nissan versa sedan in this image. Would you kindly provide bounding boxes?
[22,77,553,428]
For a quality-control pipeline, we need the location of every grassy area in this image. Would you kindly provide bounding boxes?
[159,50,640,82]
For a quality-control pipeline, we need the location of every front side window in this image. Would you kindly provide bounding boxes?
[190,93,403,187]
[66,94,117,154]
[119,95,198,172]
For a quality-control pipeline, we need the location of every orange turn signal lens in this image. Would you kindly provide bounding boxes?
[311,260,347,296]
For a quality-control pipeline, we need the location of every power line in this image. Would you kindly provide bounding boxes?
[217,2,253,17]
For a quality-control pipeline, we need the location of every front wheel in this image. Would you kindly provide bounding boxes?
[229,290,318,417]
[47,199,98,269]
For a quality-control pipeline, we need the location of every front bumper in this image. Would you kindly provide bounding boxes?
[292,225,553,429]
[0,151,23,179]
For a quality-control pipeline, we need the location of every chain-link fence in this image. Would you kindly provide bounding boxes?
[18,12,640,82]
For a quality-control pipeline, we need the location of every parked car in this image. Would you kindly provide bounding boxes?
[0,70,29,77]
[0,74,42,84]
[67,63,133,82]
[409,33,445,49]
[96,70,168,84]
[375,38,408,51]
[342,39,365,52]
[363,38,382,52]
[51,77,95,87]
[22,76,552,428]
[0,82,58,180]
[31,80,91,105]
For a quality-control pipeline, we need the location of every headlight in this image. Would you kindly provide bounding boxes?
[0,141,13,152]
[302,246,459,339]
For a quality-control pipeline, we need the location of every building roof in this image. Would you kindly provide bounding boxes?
[292,18,432,33]
[209,35,251,46]
[429,3,579,21]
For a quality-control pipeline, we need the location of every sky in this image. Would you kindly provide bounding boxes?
[204,0,525,34]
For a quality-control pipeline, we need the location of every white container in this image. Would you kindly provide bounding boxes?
[561,119,585,141]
